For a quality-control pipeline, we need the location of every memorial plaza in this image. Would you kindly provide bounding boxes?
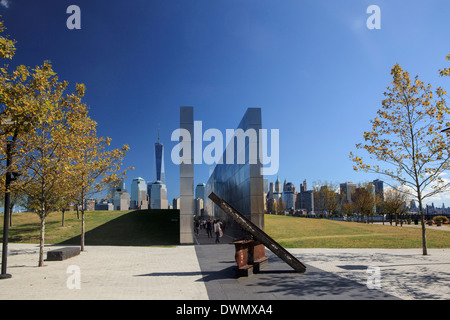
[1,238,449,300]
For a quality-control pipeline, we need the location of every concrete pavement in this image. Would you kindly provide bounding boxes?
[1,239,450,300]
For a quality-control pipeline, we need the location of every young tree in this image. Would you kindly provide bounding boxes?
[317,181,340,217]
[341,202,355,221]
[65,92,131,251]
[383,188,409,226]
[276,198,285,215]
[16,70,83,266]
[351,183,377,223]
[350,63,450,255]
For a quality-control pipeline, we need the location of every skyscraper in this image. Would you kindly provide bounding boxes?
[372,179,384,201]
[195,183,206,204]
[282,182,297,210]
[131,177,148,209]
[340,182,356,203]
[150,180,168,209]
[155,129,165,184]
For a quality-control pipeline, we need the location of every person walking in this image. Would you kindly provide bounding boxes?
[214,219,223,244]
[206,218,213,238]
[194,219,200,235]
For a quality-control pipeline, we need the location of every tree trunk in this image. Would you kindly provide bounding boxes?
[418,197,428,255]
[61,210,65,227]
[81,210,85,251]
[39,214,45,267]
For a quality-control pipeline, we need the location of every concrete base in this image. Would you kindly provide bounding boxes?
[46,247,80,261]
[0,273,12,280]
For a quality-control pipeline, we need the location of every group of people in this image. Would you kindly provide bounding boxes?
[194,218,226,243]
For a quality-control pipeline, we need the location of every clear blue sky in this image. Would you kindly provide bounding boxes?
[2,0,450,206]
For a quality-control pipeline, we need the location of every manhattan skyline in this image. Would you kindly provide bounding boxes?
[2,0,450,206]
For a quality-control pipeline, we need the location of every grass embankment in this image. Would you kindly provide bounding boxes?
[2,209,180,247]
[265,214,450,249]
[5,211,450,249]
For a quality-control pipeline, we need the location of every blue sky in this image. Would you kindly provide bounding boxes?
[2,0,450,206]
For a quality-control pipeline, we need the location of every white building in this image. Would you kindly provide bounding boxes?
[131,177,148,209]
[150,180,168,209]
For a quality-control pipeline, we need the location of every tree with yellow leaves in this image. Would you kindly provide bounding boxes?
[64,87,131,251]
[439,54,450,77]
[350,63,450,255]
[14,67,83,266]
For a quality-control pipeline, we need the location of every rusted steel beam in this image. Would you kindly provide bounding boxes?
[208,192,306,273]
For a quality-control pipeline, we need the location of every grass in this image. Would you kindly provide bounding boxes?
[2,209,180,247]
[265,214,450,249]
[4,211,450,249]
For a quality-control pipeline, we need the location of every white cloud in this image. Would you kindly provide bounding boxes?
[0,0,9,8]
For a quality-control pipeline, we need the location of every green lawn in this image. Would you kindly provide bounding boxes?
[4,211,450,249]
[2,209,180,247]
[265,214,450,248]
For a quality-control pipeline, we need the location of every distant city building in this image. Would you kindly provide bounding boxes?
[131,177,148,209]
[372,179,384,201]
[108,179,130,211]
[282,182,297,210]
[95,201,114,211]
[195,198,204,216]
[340,182,356,203]
[113,188,131,211]
[108,179,126,202]
[299,190,314,214]
[273,177,282,202]
[150,180,168,209]
[300,179,308,193]
[85,199,96,211]
[195,183,206,204]
[155,134,165,184]
[173,198,180,210]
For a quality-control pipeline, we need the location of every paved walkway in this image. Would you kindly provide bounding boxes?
[0,244,209,300]
[1,237,450,300]
[373,222,450,231]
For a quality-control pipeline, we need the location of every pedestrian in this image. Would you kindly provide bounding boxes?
[194,219,200,235]
[214,219,223,244]
[206,218,212,238]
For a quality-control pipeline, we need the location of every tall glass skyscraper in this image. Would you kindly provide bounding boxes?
[155,138,165,184]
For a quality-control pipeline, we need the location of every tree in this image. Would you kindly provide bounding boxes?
[313,181,340,217]
[0,19,16,60]
[341,202,355,220]
[1,22,72,266]
[65,93,131,251]
[439,54,450,77]
[351,183,377,223]
[276,198,285,215]
[383,188,409,226]
[15,69,83,266]
[350,63,450,255]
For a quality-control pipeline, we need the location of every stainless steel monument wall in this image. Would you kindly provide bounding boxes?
[180,106,195,244]
[206,108,265,239]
